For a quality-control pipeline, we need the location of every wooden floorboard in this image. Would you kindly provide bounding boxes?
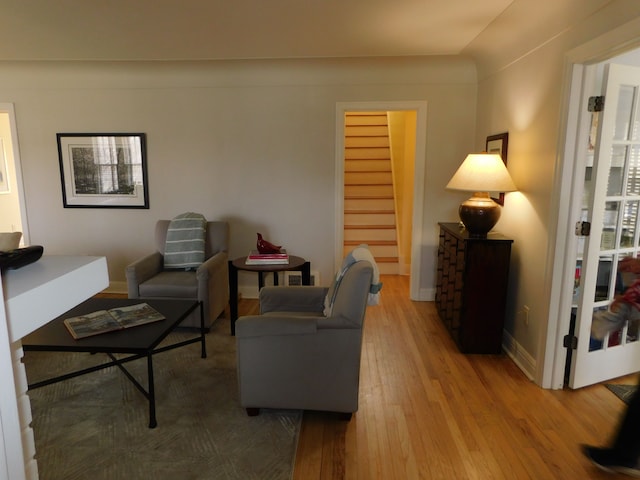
[289,274,633,479]
[100,278,633,479]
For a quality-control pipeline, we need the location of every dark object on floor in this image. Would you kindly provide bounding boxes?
[606,384,638,405]
[582,444,640,476]
[0,245,44,272]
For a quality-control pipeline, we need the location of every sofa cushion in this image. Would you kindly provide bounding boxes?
[139,270,198,298]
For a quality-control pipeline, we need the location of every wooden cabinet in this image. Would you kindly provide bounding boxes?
[435,223,513,354]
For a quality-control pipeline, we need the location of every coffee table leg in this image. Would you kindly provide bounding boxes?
[229,260,238,335]
[199,301,207,359]
[147,353,157,428]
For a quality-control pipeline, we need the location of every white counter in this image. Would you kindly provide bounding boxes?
[0,255,109,480]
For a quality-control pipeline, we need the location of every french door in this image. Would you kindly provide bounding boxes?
[569,63,640,388]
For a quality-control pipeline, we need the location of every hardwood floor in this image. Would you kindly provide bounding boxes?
[289,274,633,479]
[104,277,632,479]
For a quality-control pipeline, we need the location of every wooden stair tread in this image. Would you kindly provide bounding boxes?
[344,209,394,214]
[344,182,393,186]
[345,195,393,199]
[344,224,396,229]
[344,240,397,246]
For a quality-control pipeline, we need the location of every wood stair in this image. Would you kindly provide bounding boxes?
[344,112,399,274]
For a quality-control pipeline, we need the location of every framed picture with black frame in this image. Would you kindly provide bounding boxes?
[486,132,509,206]
[57,133,149,208]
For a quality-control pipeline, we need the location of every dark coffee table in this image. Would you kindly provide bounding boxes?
[22,298,205,428]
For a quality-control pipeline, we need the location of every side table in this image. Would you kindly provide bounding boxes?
[228,255,311,335]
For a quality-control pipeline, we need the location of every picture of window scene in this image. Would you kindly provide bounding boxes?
[70,137,143,196]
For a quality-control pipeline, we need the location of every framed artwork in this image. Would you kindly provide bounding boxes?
[57,133,149,208]
[0,138,9,194]
[486,132,509,206]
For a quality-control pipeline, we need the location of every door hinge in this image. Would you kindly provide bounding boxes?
[563,334,578,349]
[588,96,605,112]
[575,221,591,236]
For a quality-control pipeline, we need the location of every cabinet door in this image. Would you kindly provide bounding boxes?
[459,241,510,353]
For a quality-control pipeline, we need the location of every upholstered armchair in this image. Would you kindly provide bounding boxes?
[125,220,229,328]
[235,247,380,418]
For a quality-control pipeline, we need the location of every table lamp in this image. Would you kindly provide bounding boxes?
[446,153,517,237]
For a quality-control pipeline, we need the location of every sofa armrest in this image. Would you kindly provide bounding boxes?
[259,286,329,314]
[125,252,163,297]
[196,250,227,281]
[196,250,229,318]
[236,315,318,337]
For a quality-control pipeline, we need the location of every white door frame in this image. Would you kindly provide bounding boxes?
[543,20,640,389]
[0,103,29,244]
[335,101,428,300]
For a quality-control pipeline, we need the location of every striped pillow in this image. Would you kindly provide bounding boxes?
[163,213,207,270]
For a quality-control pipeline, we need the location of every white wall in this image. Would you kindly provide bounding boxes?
[0,56,477,293]
[465,1,640,381]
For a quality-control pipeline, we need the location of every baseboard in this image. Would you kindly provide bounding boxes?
[239,285,259,299]
[502,330,536,381]
[104,280,128,295]
[415,287,435,301]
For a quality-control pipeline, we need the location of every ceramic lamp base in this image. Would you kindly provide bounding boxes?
[458,192,501,237]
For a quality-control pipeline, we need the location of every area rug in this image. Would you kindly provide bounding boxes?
[605,384,637,405]
[23,321,301,480]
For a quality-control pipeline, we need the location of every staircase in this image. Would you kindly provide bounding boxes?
[344,112,399,274]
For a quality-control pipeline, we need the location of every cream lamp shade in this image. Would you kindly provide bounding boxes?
[446,153,517,237]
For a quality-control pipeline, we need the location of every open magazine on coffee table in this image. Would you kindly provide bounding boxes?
[63,302,165,339]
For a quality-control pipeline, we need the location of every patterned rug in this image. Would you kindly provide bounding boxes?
[605,384,637,405]
[23,320,301,480]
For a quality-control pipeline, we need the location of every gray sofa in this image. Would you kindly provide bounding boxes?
[235,258,374,418]
[125,220,229,328]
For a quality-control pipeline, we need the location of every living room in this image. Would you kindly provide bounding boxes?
[2,1,640,387]
[3,1,640,478]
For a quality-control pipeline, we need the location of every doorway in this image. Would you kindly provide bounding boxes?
[546,41,640,389]
[0,103,27,242]
[335,101,428,301]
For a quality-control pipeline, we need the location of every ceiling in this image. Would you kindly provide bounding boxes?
[0,0,516,61]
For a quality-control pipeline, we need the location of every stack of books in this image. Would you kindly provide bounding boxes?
[245,249,289,265]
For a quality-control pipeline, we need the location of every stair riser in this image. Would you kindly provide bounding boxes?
[345,147,390,160]
[345,198,395,210]
[344,229,396,241]
[345,114,387,126]
[345,137,389,148]
[344,125,388,136]
[345,172,392,185]
[344,213,396,225]
[345,159,391,172]
[345,185,393,197]
[343,245,398,257]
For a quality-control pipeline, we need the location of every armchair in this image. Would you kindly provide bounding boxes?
[126,220,229,328]
[236,248,379,418]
